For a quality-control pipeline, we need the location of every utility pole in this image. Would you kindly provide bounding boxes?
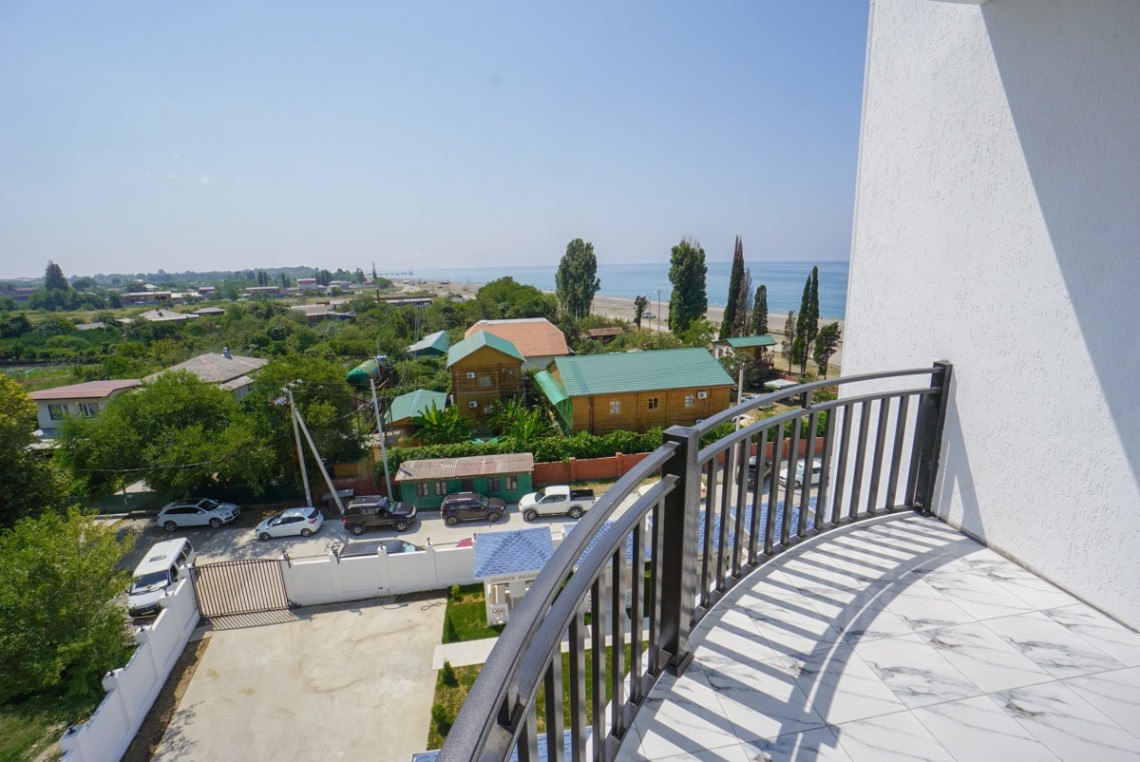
[293,406,347,516]
[370,375,394,499]
[657,288,662,333]
[287,386,311,503]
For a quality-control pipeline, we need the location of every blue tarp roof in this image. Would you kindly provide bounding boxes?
[473,527,555,578]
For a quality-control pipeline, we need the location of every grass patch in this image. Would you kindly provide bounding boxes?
[442,584,504,643]
[426,644,633,750]
[0,689,105,762]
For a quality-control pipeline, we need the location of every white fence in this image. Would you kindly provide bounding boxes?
[59,578,200,762]
[283,542,477,607]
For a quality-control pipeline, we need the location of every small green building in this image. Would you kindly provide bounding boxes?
[394,452,535,510]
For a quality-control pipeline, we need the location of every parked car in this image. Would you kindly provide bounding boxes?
[778,458,824,489]
[742,454,773,486]
[127,539,195,618]
[519,485,596,521]
[156,498,240,532]
[339,539,423,558]
[440,492,505,525]
[255,507,324,540]
[341,495,417,535]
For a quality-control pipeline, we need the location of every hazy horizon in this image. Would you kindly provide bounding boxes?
[0,2,869,280]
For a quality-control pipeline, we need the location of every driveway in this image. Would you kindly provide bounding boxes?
[152,595,446,761]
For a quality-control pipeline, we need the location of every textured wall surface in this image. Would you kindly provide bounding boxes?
[845,0,1140,627]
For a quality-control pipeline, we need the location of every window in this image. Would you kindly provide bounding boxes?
[483,404,494,414]
[469,400,479,408]
[506,476,518,491]
[684,395,695,408]
[48,403,67,421]
[466,371,476,379]
[79,402,99,417]
[697,390,708,400]
[647,397,659,410]
[435,481,447,496]
[478,376,492,388]
[609,400,621,414]
[416,483,430,497]
[487,477,500,492]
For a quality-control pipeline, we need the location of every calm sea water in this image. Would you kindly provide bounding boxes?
[414,260,848,320]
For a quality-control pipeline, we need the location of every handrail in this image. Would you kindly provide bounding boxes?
[439,442,679,760]
[439,363,953,762]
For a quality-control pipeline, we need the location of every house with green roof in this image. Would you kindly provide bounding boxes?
[385,389,448,442]
[446,331,524,423]
[713,334,777,362]
[538,348,735,435]
[406,330,451,357]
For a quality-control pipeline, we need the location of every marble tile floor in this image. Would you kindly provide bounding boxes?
[618,513,1140,762]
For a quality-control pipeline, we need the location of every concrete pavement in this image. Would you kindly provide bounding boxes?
[152,595,447,762]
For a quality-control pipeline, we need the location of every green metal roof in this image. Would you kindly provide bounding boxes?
[406,330,451,356]
[386,389,448,424]
[720,334,777,349]
[555,348,734,397]
[533,370,569,407]
[446,330,523,368]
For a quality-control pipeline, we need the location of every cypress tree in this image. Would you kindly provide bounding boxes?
[782,310,797,372]
[732,267,752,338]
[804,266,820,368]
[751,285,769,335]
[719,236,744,340]
[793,274,811,373]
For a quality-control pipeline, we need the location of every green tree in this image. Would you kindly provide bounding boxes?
[633,295,649,329]
[491,398,555,448]
[813,322,842,378]
[803,266,820,372]
[60,372,276,498]
[719,236,745,340]
[732,266,752,339]
[792,273,812,373]
[554,239,601,320]
[0,377,66,526]
[668,238,707,335]
[246,354,364,486]
[44,261,70,291]
[474,277,557,321]
[751,285,769,335]
[413,403,473,445]
[781,310,796,372]
[0,509,134,704]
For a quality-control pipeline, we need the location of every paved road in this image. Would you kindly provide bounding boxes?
[116,501,586,569]
[152,595,447,762]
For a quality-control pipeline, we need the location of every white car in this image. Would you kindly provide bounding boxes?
[157,498,241,532]
[778,458,824,489]
[256,507,324,540]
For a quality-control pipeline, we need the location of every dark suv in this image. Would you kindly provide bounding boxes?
[341,496,417,535]
[440,492,506,526]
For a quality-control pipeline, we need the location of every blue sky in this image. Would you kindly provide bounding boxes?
[0,2,869,279]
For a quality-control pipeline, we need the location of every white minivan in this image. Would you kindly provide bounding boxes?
[127,539,195,618]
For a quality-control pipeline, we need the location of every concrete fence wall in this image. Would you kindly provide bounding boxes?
[282,543,478,607]
[60,578,199,762]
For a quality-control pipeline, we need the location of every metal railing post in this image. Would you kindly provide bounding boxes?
[909,361,953,514]
[659,425,700,676]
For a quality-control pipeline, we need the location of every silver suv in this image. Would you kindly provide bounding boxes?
[157,498,241,531]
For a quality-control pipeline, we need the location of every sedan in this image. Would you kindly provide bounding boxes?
[255,507,324,540]
[157,498,241,532]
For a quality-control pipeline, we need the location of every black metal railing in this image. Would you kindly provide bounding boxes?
[439,363,952,762]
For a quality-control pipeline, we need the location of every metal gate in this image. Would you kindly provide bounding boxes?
[191,558,291,618]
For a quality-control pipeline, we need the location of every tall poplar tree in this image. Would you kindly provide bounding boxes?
[782,310,797,372]
[793,274,811,373]
[668,238,708,335]
[555,239,601,319]
[719,236,745,340]
[804,266,820,366]
[732,268,752,338]
[751,284,769,335]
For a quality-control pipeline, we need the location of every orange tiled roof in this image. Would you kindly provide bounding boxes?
[464,318,570,359]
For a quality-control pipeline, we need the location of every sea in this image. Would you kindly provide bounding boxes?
[412,260,849,320]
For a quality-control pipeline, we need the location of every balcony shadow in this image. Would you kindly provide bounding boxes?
[632,516,982,760]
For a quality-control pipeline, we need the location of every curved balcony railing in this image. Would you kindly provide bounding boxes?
[439,363,952,762]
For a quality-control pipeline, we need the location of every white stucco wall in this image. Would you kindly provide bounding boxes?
[845,0,1140,627]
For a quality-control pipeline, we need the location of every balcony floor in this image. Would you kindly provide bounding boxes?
[619,514,1140,762]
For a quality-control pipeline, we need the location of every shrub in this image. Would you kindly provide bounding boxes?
[448,584,461,601]
[444,614,460,644]
[441,660,458,687]
[431,702,453,737]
